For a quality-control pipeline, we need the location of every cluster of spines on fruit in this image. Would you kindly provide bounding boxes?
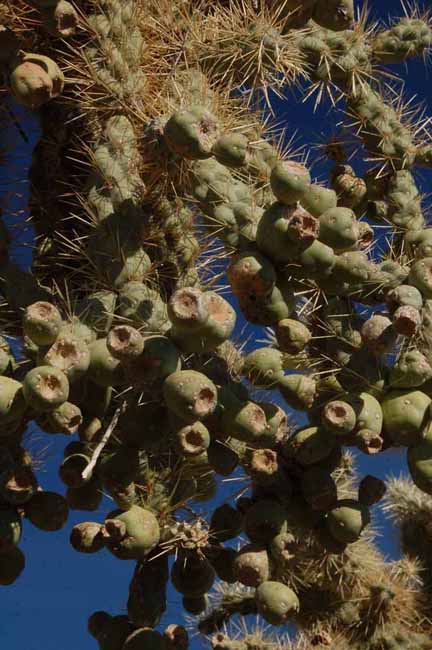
[2,1,432,649]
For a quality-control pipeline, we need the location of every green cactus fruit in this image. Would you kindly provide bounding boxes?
[42,334,90,383]
[76,290,117,336]
[170,291,236,353]
[332,166,367,209]
[182,595,208,615]
[58,318,96,346]
[361,315,396,355]
[389,350,432,388]
[163,370,218,423]
[171,556,215,597]
[386,284,423,313]
[164,624,189,650]
[70,522,104,553]
[349,392,383,436]
[22,301,62,346]
[277,373,316,411]
[88,612,132,650]
[318,207,360,252]
[326,499,370,544]
[409,258,432,298]
[358,475,387,507]
[0,508,22,552]
[269,532,297,568]
[118,281,168,332]
[104,479,136,511]
[301,466,338,511]
[210,503,243,542]
[227,250,276,299]
[47,401,83,435]
[257,402,288,448]
[102,505,160,560]
[382,389,431,446]
[321,400,357,436]
[246,448,280,486]
[242,347,284,388]
[372,17,432,64]
[207,440,239,476]
[353,428,384,455]
[238,280,295,326]
[66,477,103,511]
[24,491,69,531]
[164,106,220,159]
[212,132,249,168]
[300,184,337,217]
[41,0,79,38]
[10,53,64,108]
[168,287,209,331]
[87,339,124,387]
[283,426,336,466]
[292,239,336,278]
[408,433,432,494]
[175,421,211,457]
[255,581,300,625]
[233,543,270,587]
[59,452,91,488]
[221,399,268,443]
[270,160,311,204]
[393,305,422,337]
[23,366,69,412]
[0,464,37,505]
[256,203,319,264]
[106,326,144,361]
[0,377,27,429]
[126,335,181,385]
[275,319,311,354]
[0,546,25,585]
[244,499,287,543]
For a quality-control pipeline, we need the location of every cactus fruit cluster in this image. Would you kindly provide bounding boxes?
[2,0,432,649]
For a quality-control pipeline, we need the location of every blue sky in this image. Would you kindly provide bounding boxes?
[1,2,432,648]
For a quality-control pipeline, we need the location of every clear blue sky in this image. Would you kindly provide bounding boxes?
[1,2,431,648]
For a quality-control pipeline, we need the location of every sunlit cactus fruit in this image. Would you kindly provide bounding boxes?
[9,52,64,108]
[102,505,160,560]
[242,347,284,388]
[23,366,69,412]
[326,499,370,544]
[175,421,211,457]
[389,350,432,388]
[382,389,431,446]
[300,183,337,217]
[244,499,287,543]
[47,401,83,435]
[255,580,300,625]
[221,399,268,443]
[168,287,209,331]
[70,522,104,554]
[212,132,250,168]
[171,556,215,597]
[163,370,218,423]
[358,475,386,506]
[318,207,360,252]
[22,301,62,346]
[41,0,79,38]
[106,326,144,361]
[361,315,396,355]
[24,491,69,531]
[275,318,311,354]
[270,160,311,205]
[87,339,124,387]
[0,377,27,429]
[321,400,357,436]
[164,106,220,159]
[88,612,132,650]
[0,546,25,585]
[42,334,90,383]
[256,203,319,264]
[386,284,423,313]
[277,374,316,411]
[233,543,270,587]
[269,531,297,568]
[409,258,432,298]
[227,251,276,299]
[164,624,189,650]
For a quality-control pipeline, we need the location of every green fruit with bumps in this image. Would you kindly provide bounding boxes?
[255,581,300,625]
[163,370,218,423]
[270,160,311,204]
[327,499,370,544]
[382,389,431,446]
[23,366,69,412]
[102,505,160,560]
